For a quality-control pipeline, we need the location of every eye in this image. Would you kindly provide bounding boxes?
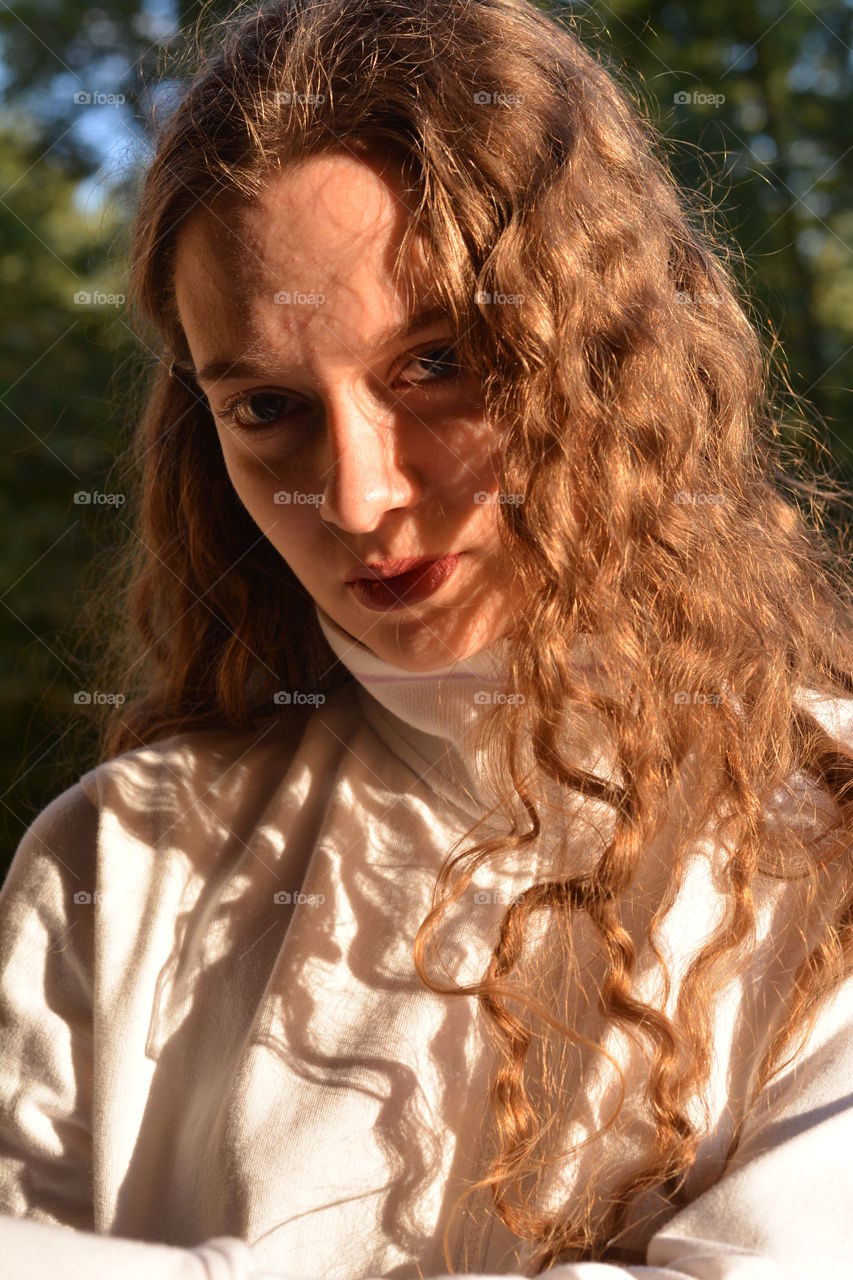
[216,341,463,435]
[396,343,461,387]
[218,390,304,432]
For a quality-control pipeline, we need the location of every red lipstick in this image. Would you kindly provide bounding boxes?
[346,554,463,610]
[345,556,442,582]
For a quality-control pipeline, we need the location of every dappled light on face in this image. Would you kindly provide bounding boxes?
[172,152,520,673]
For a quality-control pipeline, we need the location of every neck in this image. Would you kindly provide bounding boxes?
[314,603,514,821]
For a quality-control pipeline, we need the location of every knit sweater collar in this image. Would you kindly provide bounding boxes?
[314,603,515,822]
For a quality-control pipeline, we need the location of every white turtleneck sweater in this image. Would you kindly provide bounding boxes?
[2,603,853,1280]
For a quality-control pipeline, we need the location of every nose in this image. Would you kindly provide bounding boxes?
[317,389,423,533]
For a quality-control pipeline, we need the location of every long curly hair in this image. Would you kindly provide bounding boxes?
[81,0,853,1269]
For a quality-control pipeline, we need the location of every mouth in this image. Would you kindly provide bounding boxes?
[345,553,464,611]
[344,555,451,582]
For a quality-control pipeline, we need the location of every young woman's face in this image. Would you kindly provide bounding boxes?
[173,151,523,670]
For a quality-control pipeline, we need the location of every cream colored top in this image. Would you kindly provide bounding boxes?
[1,602,852,1280]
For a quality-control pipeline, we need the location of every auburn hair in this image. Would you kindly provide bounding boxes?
[80,0,853,1269]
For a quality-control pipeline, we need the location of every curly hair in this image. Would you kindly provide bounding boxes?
[81,0,853,1269]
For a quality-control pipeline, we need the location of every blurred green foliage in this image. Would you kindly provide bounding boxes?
[1,0,852,878]
[569,0,853,453]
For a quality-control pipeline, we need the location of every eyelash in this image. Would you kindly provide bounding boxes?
[216,343,463,434]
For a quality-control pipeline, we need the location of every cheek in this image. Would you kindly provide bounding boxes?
[215,435,310,536]
[217,430,297,498]
[220,450,272,526]
[432,415,501,499]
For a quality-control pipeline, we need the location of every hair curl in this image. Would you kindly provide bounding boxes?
[79,0,853,1269]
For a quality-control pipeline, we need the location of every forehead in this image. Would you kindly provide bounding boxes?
[171,156,442,378]
[173,153,429,310]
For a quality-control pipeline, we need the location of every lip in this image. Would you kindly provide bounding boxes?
[345,555,448,583]
[347,553,463,611]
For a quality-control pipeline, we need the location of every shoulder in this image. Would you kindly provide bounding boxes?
[77,706,321,825]
[75,688,365,860]
[2,703,331,901]
[4,685,366,921]
[78,684,364,803]
[0,778,100,930]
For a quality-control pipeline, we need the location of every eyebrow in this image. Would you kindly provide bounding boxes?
[193,303,451,385]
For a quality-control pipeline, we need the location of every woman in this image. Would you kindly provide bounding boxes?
[2,1,853,1277]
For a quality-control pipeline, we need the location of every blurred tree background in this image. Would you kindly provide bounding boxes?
[1,0,852,877]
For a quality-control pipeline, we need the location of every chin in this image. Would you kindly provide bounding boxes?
[381,623,489,671]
